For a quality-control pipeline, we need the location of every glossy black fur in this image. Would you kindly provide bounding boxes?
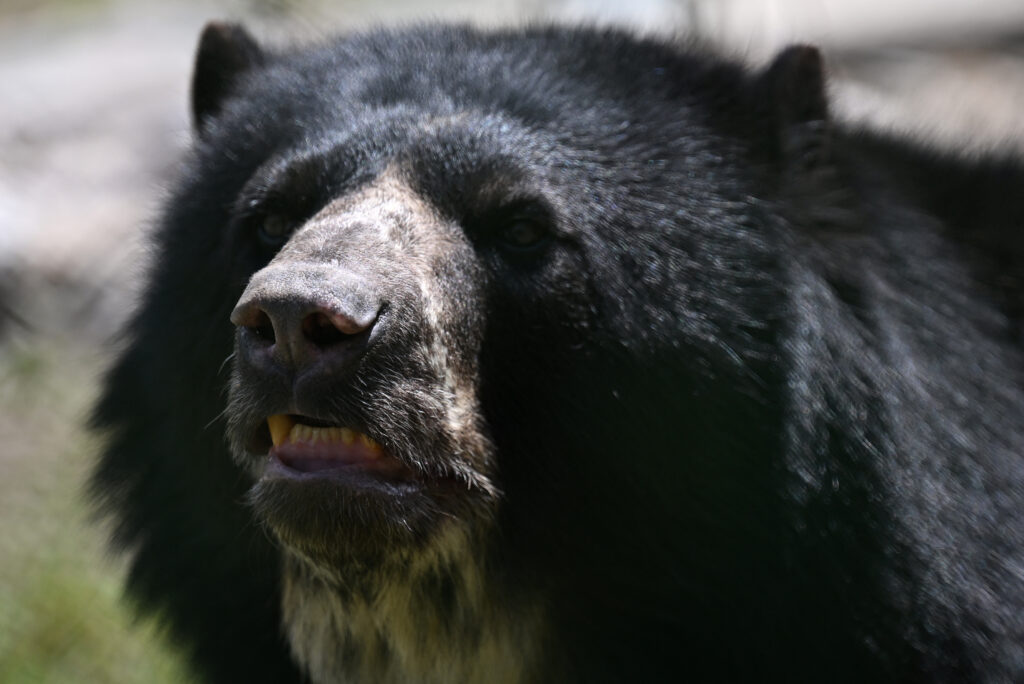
[91,24,1024,683]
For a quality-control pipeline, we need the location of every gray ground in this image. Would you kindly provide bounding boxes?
[0,1,1021,680]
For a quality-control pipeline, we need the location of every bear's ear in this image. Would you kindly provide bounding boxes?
[757,45,831,173]
[191,22,264,135]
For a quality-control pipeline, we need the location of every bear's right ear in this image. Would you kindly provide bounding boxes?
[755,45,831,174]
[191,22,264,135]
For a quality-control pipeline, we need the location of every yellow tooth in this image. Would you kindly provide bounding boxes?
[268,418,385,453]
[359,433,382,458]
[267,415,296,447]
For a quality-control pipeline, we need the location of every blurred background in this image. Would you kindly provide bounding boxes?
[1,1,1022,681]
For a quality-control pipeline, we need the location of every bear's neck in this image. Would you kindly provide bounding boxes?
[280,521,545,684]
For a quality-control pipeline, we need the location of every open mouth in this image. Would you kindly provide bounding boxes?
[259,414,414,479]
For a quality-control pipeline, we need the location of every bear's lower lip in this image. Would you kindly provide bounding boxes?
[270,442,414,478]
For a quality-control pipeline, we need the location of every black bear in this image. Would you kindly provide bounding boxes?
[91,22,1024,683]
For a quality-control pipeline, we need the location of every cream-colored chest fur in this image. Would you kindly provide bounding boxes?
[281,524,544,684]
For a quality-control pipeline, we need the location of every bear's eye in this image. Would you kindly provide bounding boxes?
[497,219,549,252]
[257,215,294,248]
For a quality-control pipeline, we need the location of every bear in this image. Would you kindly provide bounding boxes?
[90,21,1024,683]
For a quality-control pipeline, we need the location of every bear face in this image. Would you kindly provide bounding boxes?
[208,31,789,680]
[198,22,788,594]
[92,22,1024,684]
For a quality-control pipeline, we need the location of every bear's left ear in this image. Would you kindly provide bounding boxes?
[756,45,831,174]
[191,22,265,136]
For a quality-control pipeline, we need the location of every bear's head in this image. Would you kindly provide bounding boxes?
[194,24,822,590]
[103,22,846,682]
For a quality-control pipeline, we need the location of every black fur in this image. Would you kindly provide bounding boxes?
[91,24,1024,683]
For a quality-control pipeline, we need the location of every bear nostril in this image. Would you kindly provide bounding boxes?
[232,306,277,345]
[302,311,349,347]
[299,309,376,349]
[251,310,276,344]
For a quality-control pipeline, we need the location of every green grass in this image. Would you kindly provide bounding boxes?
[0,334,189,684]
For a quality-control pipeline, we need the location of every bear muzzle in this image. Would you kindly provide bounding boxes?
[230,262,385,379]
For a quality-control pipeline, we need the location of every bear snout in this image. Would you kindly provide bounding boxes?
[231,262,384,377]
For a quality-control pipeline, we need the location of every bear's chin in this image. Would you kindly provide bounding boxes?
[245,454,492,574]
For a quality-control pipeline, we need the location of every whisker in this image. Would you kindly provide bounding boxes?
[218,352,236,376]
[204,407,229,431]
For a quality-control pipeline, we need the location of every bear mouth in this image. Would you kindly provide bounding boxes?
[250,414,416,482]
